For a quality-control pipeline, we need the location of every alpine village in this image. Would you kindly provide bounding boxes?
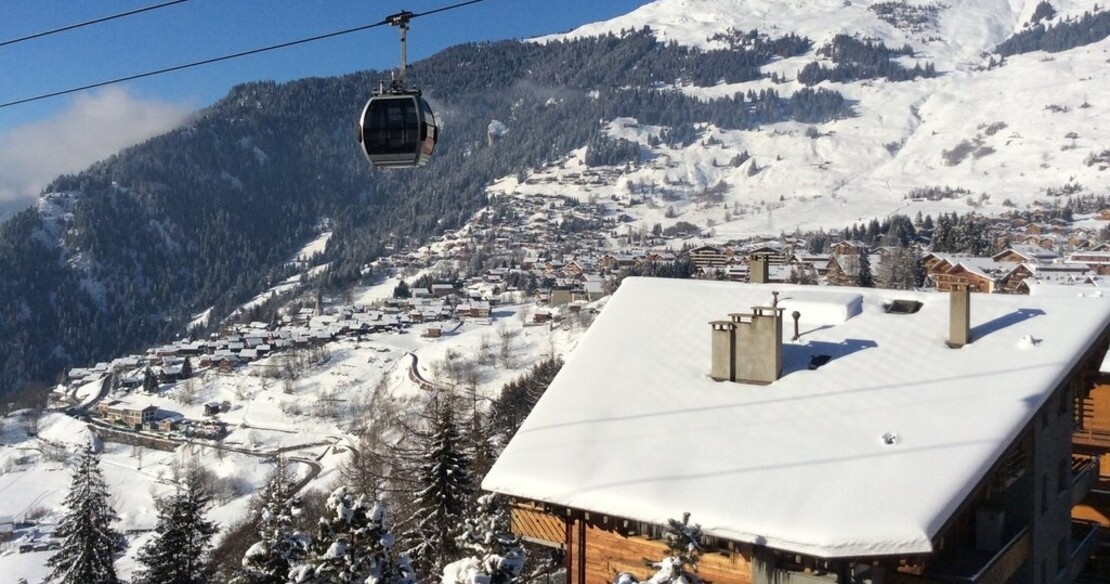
[3,2,1110,584]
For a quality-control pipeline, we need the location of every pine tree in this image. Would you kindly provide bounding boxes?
[180,357,193,380]
[291,487,416,584]
[232,458,308,584]
[614,513,703,584]
[46,441,123,584]
[143,368,158,393]
[489,357,563,445]
[443,493,526,584]
[406,395,474,582]
[133,468,219,584]
[857,253,875,287]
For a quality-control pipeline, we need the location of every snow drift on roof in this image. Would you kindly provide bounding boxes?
[483,278,1110,557]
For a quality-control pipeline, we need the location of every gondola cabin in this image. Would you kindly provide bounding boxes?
[358,93,438,168]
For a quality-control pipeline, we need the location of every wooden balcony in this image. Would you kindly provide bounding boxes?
[1069,520,1101,583]
[1074,427,1110,452]
[926,526,1030,584]
[1075,455,1102,507]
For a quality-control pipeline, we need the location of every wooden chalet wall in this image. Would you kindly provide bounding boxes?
[930,266,994,293]
[577,518,753,584]
[512,502,754,584]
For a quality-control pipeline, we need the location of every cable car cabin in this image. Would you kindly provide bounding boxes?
[358,93,438,168]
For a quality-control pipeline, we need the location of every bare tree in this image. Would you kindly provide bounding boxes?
[177,378,200,406]
[498,323,519,368]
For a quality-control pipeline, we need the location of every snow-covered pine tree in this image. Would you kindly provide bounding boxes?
[406,395,474,582]
[466,411,498,480]
[232,458,308,584]
[46,441,123,584]
[143,368,157,392]
[291,486,416,584]
[442,493,527,584]
[614,513,703,584]
[133,467,219,584]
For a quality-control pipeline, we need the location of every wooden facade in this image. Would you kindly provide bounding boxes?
[511,502,754,584]
[690,246,732,270]
[930,264,998,293]
[503,329,1110,584]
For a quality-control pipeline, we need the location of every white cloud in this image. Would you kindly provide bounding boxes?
[0,87,192,212]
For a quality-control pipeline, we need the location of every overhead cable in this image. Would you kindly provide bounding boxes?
[0,0,490,110]
[0,0,194,49]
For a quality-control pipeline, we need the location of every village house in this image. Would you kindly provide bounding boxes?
[484,278,1110,584]
[97,400,158,430]
[456,300,492,319]
[1068,251,1110,275]
[688,245,732,270]
[993,245,1060,265]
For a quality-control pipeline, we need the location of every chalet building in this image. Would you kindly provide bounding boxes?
[1004,264,1093,294]
[1067,252,1110,275]
[550,283,576,307]
[97,400,158,430]
[484,278,1110,584]
[829,240,869,256]
[823,253,881,287]
[788,253,833,278]
[430,283,456,297]
[930,259,1009,293]
[1070,343,1110,576]
[689,245,732,270]
[457,300,492,319]
[993,245,1060,265]
[743,242,789,266]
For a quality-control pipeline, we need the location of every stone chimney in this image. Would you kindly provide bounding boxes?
[750,256,769,284]
[709,321,737,382]
[709,306,784,385]
[948,283,971,348]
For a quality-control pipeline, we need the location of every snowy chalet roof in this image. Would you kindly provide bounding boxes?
[994,244,1058,263]
[482,278,1110,559]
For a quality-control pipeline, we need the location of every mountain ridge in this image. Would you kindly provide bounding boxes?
[1,0,1107,397]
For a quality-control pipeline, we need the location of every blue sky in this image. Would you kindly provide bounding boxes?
[0,0,650,211]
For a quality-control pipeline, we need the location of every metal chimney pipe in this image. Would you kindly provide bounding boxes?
[792,311,801,341]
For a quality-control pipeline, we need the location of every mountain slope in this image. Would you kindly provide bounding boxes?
[0,28,851,397]
[530,0,1110,236]
[2,0,1108,396]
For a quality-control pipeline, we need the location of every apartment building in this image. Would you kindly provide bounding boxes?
[483,279,1110,584]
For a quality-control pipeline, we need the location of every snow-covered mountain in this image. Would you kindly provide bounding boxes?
[524,0,1110,234]
[3,2,1110,578]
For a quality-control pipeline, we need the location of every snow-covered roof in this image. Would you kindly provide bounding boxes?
[483,278,1110,558]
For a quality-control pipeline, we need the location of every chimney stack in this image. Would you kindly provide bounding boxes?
[709,321,737,382]
[709,306,784,385]
[750,256,769,284]
[948,283,971,348]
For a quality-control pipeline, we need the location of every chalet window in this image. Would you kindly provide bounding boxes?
[636,522,664,540]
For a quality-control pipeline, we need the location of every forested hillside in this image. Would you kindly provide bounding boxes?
[0,28,848,398]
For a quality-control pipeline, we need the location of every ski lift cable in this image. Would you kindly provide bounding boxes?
[0,0,490,110]
[0,0,195,49]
